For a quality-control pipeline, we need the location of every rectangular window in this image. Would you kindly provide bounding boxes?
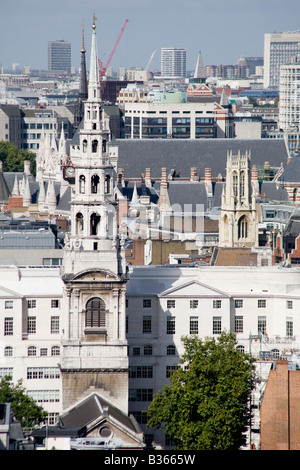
[167,300,175,309]
[28,316,36,334]
[51,300,59,308]
[258,299,266,308]
[28,299,36,309]
[258,316,267,335]
[51,316,59,334]
[131,411,148,425]
[143,299,151,308]
[286,317,293,337]
[166,317,175,334]
[213,316,222,335]
[235,316,243,333]
[213,300,222,309]
[190,316,198,334]
[129,389,153,402]
[129,366,153,379]
[143,316,152,334]
[287,300,293,309]
[190,300,198,309]
[235,299,243,308]
[4,318,13,336]
[132,347,140,356]
[5,301,13,309]
[0,367,13,379]
[166,366,179,378]
[40,348,48,356]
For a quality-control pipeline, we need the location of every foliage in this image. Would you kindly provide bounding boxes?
[147,332,256,450]
[0,376,47,428]
[0,141,36,175]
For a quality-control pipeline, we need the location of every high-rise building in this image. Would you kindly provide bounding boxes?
[279,58,300,132]
[48,40,71,74]
[161,47,186,78]
[263,31,300,88]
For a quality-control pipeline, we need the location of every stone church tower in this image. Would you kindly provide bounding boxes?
[60,19,128,414]
[219,150,259,248]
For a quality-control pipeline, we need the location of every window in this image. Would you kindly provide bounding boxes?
[28,299,36,309]
[235,299,243,308]
[167,345,176,356]
[129,389,153,402]
[51,300,59,308]
[166,366,179,378]
[236,345,245,354]
[129,366,153,379]
[166,317,175,334]
[4,346,13,357]
[133,347,140,356]
[143,299,151,308]
[27,390,59,403]
[85,297,106,329]
[51,346,60,356]
[28,346,37,356]
[258,299,266,308]
[213,300,222,309]
[235,316,243,333]
[144,345,152,356]
[286,317,293,337]
[131,411,148,425]
[167,300,175,309]
[0,368,13,379]
[4,318,13,336]
[28,317,36,334]
[190,316,198,334]
[143,316,152,334]
[213,316,222,335]
[287,300,293,309]
[51,316,59,334]
[27,367,60,380]
[5,301,13,309]
[190,300,198,309]
[40,348,48,356]
[258,316,267,335]
[238,215,248,239]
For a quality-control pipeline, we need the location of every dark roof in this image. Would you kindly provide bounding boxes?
[115,138,289,180]
[278,156,300,183]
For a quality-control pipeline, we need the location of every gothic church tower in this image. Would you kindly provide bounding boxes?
[219,150,259,248]
[60,18,128,414]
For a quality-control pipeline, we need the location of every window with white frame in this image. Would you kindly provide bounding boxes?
[167,299,175,309]
[213,300,222,309]
[28,346,37,356]
[167,345,176,356]
[286,317,293,337]
[258,316,267,335]
[28,317,36,334]
[4,317,13,336]
[166,317,175,334]
[258,299,266,308]
[5,301,13,309]
[287,300,293,309]
[235,299,243,308]
[235,316,243,333]
[28,299,36,309]
[166,365,179,378]
[4,346,13,357]
[51,346,60,356]
[143,299,151,308]
[51,299,59,308]
[51,316,59,334]
[0,367,13,378]
[143,316,152,333]
[190,300,198,309]
[189,316,198,334]
[213,316,222,334]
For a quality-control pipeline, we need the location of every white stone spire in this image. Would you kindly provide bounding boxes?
[88,15,101,102]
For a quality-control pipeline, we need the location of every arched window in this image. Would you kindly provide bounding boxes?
[232,171,238,196]
[76,212,84,235]
[91,174,100,194]
[85,297,106,328]
[236,345,245,354]
[79,175,86,194]
[105,175,111,194]
[92,140,98,153]
[28,346,37,356]
[102,139,107,153]
[51,346,60,356]
[82,139,87,153]
[238,215,248,239]
[240,171,245,197]
[4,346,13,357]
[90,213,101,235]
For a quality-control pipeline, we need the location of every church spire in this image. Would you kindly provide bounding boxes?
[88,14,101,102]
[74,19,88,130]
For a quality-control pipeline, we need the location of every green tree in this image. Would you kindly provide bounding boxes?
[147,332,256,450]
[0,376,47,428]
[0,141,36,175]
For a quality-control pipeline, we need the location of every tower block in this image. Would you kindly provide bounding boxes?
[60,18,128,414]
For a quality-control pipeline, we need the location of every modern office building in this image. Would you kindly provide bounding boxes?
[161,47,186,78]
[263,31,300,88]
[279,58,300,132]
[48,40,71,75]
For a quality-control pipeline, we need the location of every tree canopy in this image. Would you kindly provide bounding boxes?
[0,141,36,175]
[147,332,256,450]
[0,376,47,428]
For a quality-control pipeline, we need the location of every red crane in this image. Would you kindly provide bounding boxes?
[99,19,129,77]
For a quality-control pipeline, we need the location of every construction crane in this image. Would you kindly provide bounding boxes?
[145,50,157,72]
[98,19,129,77]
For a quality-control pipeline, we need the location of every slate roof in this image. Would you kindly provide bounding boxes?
[115,138,289,180]
[278,156,300,183]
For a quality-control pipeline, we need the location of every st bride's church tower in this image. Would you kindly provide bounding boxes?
[60,18,128,414]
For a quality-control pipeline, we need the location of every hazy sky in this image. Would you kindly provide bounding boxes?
[1,0,300,72]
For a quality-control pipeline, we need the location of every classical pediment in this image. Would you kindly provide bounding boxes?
[159,279,230,298]
[64,268,121,282]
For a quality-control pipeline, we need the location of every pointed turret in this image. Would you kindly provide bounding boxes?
[193,50,206,82]
[74,19,88,129]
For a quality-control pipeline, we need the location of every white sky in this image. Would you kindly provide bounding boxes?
[1,0,300,72]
